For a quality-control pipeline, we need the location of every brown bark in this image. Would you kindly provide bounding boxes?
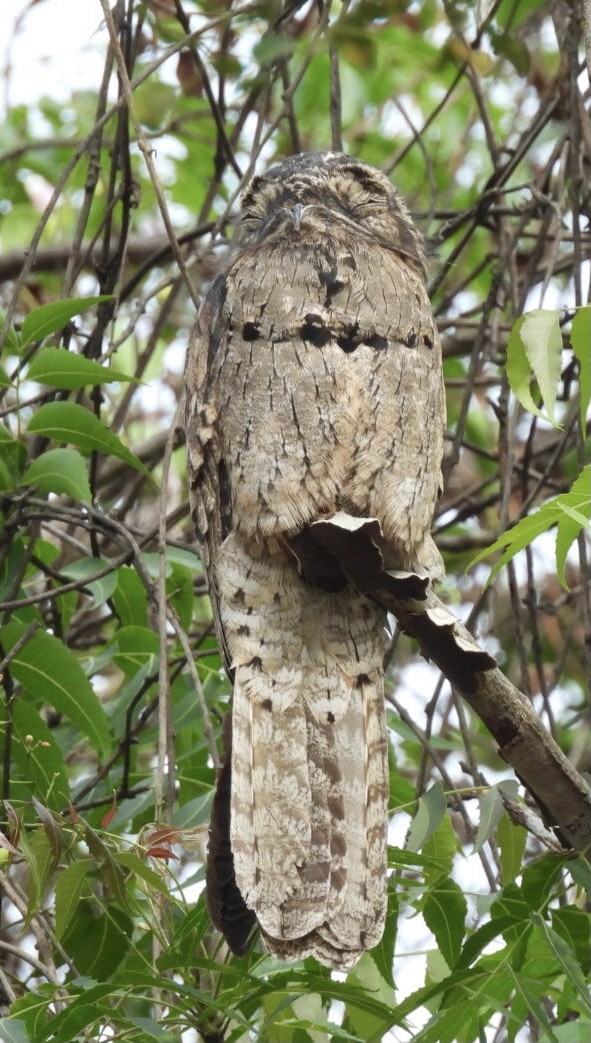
[311,513,591,856]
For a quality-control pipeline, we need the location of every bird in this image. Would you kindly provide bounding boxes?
[185,151,445,968]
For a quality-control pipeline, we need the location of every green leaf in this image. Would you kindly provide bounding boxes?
[555,466,591,588]
[422,813,459,879]
[54,861,92,941]
[0,1019,33,1043]
[345,954,394,1042]
[21,448,92,503]
[474,780,519,854]
[2,619,111,757]
[571,305,591,434]
[497,811,527,886]
[113,566,149,627]
[533,915,591,1015]
[113,625,159,676]
[422,875,467,969]
[470,466,590,586]
[115,849,172,897]
[40,984,115,1043]
[406,783,447,853]
[27,401,150,476]
[60,903,133,979]
[85,825,130,909]
[20,826,57,917]
[26,346,133,389]
[551,906,591,975]
[20,296,112,348]
[60,556,118,607]
[506,309,563,427]
[11,699,71,810]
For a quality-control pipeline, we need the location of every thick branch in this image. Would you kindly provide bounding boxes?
[310,513,591,857]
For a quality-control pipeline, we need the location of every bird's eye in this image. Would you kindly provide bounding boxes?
[349,196,387,216]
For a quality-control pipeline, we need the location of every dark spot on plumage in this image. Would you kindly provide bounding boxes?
[367,333,388,351]
[337,324,361,352]
[330,835,347,859]
[357,673,370,686]
[242,321,260,341]
[327,711,335,724]
[233,587,246,605]
[301,317,331,346]
[405,332,417,349]
[331,867,347,891]
[297,862,331,883]
[328,795,344,818]
[250,656,262,670]
[423,331,434,349]
[319,266,345,305]
[236,624,250,636]
[261,697,272,711]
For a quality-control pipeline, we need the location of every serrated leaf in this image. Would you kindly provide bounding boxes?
[555,469,591,587]
[115,850,171,897]
[60,903,132,979]
[520,309,563,424]
[571,306,591,434]
[406,783,447,853]
[27,401,150,477]
[506,310,563,427]
[1,619,111,757]
[422,875,467,969]
[551,906,591,975]
[85,825,130,909]
[40,983,114,1043]
[26,346,133,389]
[473,784,505,853]
[498,812,527,885]
[422,812,458,879]
[54,860,91,941]
[20,295,112,348]
[20,826,57,917]
[346,954,394,1042]
[470,500,561,580]
[474,780,519,854]
[533,915,591,1014]
[22,448,92,503]
[32,798,65,861]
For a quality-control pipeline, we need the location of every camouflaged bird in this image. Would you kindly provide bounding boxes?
[186,151,445,968]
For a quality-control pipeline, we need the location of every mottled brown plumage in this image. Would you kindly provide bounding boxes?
[186,151,445,967]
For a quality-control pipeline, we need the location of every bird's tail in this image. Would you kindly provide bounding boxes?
[214,531,389,968]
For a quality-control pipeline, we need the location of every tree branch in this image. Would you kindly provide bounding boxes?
[309,513,591,856]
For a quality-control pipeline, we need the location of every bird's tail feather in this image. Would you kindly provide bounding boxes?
[215,532,389,968]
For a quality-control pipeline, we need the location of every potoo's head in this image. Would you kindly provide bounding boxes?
[239,151,426,275]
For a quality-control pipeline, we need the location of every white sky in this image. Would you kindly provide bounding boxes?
[1,0,107,111]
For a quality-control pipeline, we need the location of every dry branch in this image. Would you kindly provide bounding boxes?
[311,513,591,857]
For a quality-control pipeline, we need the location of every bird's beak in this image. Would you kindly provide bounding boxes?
[290,203,304,231]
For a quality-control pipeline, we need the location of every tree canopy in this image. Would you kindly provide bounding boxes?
[0,2,590,1041]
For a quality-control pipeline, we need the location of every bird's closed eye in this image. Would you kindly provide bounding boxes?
[349,197,387,216]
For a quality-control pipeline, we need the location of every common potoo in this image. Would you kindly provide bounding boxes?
[186,151,445,968]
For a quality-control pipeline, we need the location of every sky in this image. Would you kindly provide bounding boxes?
[1,0,107,111]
